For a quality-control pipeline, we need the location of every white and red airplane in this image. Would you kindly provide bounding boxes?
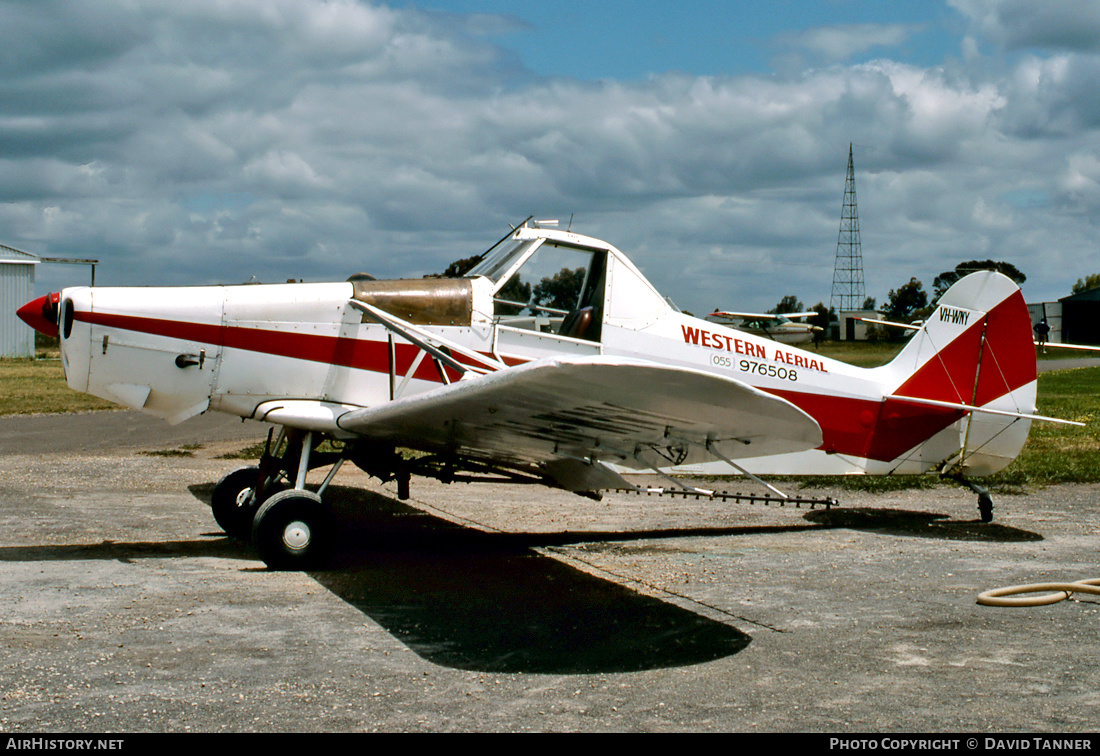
[17,220,1060,569]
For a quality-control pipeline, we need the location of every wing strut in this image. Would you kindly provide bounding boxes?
[665,433,793,499]
[631,446,715,496]
[620,424,801,500]
[629,439,797,501]
[704,439,790,500]
[349,298,507,378]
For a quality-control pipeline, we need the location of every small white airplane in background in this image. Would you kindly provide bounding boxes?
[705,310,823,345]
[17,219,1076,569]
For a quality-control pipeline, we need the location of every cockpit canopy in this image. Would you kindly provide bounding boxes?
[464,223,673,340]
[466,233,607,341]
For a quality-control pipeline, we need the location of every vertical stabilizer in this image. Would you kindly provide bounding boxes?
[875,271,1037,475]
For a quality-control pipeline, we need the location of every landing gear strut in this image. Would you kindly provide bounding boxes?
[246,429,341,570]
[209,427,291,539]
[211,428,345,569]
[947,475,994,523]
[977,488,994,524]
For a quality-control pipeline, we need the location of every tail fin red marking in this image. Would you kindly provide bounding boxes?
[892,285,1035,408]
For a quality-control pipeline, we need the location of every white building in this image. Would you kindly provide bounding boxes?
[0,243,38,358]
[836,309,881,341]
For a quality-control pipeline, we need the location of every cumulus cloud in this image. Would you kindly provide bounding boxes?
[778,23,919,64]
[951,0,1100,52]
[2,0,1099,315]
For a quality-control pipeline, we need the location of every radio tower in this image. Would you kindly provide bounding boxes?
[830,144,866,312]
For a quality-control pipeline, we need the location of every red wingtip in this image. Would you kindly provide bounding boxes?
[16,292,61,338]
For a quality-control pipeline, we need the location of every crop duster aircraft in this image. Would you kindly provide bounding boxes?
[17,219,1064,569]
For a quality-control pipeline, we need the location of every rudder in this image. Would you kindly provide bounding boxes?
[878,271,1037,475]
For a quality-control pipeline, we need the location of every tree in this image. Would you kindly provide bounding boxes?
[1072,273,1100,294]
[810,302,835,326]
[861,297,877,311]
[933,260,1026,300]
[768,295,804,315]
[810,302,833,345]
[882,277,928,323]
[424,254,481,279]
[495,276,532,315]
[532,267,586,312]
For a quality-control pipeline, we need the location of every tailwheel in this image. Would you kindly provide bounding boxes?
[945,475,995,524]
[978,491,994,523]
[211,466,264,539]
[252,489,332,570]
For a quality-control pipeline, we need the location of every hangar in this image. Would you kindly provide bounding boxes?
[0,243,39,358]
[1,243,99,358]
[1060,286,1100,346]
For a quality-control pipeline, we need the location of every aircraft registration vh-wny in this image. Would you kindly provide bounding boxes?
[17,219,1074,569]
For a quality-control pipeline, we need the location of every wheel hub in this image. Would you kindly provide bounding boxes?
[282,521,311,551]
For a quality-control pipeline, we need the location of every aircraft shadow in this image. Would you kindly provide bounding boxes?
[3,485,1039,673]
[311,486,752,674]
[0,536,246,563]
[1,484,753,674]
[802,507,1043,542]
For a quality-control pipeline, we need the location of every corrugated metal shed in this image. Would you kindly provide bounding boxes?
[0,243,39,358]
[1059,287,1100,345]
[1027,301,1062,344]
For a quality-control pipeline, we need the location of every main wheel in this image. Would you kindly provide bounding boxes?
[211,466,263,539]
[251,489,331,570]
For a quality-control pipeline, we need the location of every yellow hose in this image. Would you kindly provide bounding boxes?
[977,578,1100,607]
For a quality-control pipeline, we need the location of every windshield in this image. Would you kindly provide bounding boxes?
[465,238,541,284]
[498,243,596,315]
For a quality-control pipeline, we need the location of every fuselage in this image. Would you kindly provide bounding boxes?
[36,225,1036,478]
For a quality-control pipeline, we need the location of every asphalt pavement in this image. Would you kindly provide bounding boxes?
[0,410,1098,734]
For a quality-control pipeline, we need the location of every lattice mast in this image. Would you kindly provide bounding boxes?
[830,144,866,312]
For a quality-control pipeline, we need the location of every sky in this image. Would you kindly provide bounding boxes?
[3,0,1100,315]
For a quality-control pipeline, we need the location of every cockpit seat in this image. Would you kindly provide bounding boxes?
[558,306,594,340]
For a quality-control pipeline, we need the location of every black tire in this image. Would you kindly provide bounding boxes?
[251,489,331,570]
[978,493,994,523]
[211,466,262,539]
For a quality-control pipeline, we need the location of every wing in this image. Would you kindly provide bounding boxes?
[337,356,822,490]
[707,311,780,320]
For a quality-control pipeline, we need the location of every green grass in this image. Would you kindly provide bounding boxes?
[140,443,205,457]
[814,340,904,367]
[0,359,118,416]
[992,366,1100,487]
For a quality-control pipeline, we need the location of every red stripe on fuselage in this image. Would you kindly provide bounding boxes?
[770,388,964,462]
[770,289,1033,462]
[73,310,487,383]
